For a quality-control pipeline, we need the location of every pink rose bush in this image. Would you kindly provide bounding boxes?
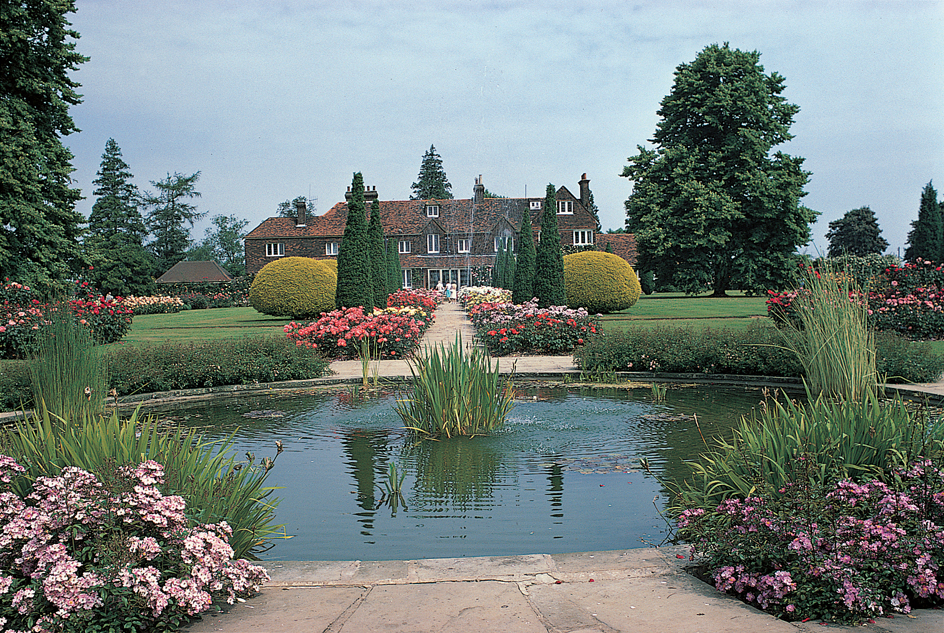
[284,290,435,359]
[0,455,267,632]
[677,460,944,624]
[462,290,600,356]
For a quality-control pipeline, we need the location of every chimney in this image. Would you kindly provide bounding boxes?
[578,173,590,208]
[344,185,378,202]
[473,175,484,205]
[295,199,307,227]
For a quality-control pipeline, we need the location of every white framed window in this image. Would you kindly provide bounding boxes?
[557,200,573,214]
[457,238,471,253]
[573,230,594,246]
[325,242,338,256]
[426,205,439,217]
[402,269,412,289]
[427,233,440,253]
[398,240,411,254]
[493,236,514,252]
[265,243,284,257]
[530,200,542,210]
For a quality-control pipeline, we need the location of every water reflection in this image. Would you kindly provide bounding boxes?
[340,429,391,538]
[408,437,505,513]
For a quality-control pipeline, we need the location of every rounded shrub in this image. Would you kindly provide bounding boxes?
[249,257,336,318]
[563,250,641,313]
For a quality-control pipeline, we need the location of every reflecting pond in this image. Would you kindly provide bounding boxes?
[158,384,782,561]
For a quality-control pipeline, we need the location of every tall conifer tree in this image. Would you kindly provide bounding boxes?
[904,182,943,263]
[533,185,566,307]
[386,239,402,293]
[410,145,453,200]
[0,0,88,291]
[86,138,154,295]
[512,207,536,303]
[368,200,387,308]
[335,172,372,308]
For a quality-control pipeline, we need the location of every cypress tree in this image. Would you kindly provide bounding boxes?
[904,182,943,263]
[386,239,402,292]
[512,207,536,303]
[492,241,507,288]
[336,172,372,308]
[533,184,566,307]
[368,200,387,307]
[503,247,516,290]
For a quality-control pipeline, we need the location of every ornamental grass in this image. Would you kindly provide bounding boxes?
[394,335,514,438]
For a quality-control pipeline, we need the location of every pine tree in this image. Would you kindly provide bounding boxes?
[144,172,205,274]
[368,200,387,307]
[0,0,88,292]
[533,185,566,307]
[825,206,889,258]
[85,138,154,295]
[336,172,372,308]
[410,145,453,200]
[502,245,516,290]
[586,191,601,231]
[492,241,507,288]
[904,182,943,263]
[512,207,536,304]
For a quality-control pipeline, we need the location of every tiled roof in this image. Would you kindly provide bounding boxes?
[244,186,599,240]
[156,260,232,283]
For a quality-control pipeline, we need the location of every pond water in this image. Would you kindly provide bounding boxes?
[160,384,778,561]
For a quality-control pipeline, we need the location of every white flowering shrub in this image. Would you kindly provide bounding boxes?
[123,295,185,315]
[0,456,268,632]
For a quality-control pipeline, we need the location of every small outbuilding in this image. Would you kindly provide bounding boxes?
[156,261,232,284]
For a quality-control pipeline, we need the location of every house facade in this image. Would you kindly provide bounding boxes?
[244,175,636,289]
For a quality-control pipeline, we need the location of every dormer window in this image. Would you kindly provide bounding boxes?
[494,236,514,252]
[427,233,440,253]
[530,200,542,210]
[557,200,573,214]
[426,205,440,218]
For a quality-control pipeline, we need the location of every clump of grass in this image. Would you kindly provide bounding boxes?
[28,306,107,423]
[778,262,875,400]
[395,335,514,438]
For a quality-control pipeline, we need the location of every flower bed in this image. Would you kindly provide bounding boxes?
[0,456,267,631]
[768,259,944,339]
[464,292,600,356]
[123,295,186,315]
[0,281,133,359]
[283,291,435,360]
[677,459,944,624]
[457,286,511,308]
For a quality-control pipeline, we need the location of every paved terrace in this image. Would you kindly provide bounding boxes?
[181,302,943,633]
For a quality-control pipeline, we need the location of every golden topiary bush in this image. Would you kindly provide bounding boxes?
[563,250,641,314]
[249,257,337,318]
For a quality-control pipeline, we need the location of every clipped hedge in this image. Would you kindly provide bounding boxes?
[250,257,336,318]
[574,323,944,384]
[563,251,641,313]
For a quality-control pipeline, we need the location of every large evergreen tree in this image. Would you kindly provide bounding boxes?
[385,239,402,293]
[85,138,154,295]
[512,207,536,303]
[368,200,387,308]
[904,182,943,263]
[0,0,88,292]
[144,172,205,274]
[825,206,889,258]
[335,172,372,308]
[410,145,453,200]
[533,185,566,307]
[623,43,817,295]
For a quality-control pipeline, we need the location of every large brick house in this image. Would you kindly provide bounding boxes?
[244,174,636,289]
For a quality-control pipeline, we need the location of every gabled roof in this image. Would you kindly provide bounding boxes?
[157,260,232,283]
[594,234,638,267]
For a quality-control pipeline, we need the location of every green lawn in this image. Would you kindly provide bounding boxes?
[121,307,291,346]
[601,291,772,333]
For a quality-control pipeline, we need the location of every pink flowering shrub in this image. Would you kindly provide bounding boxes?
[0,455,267,632]
[677,460,944,624]
[388,288,440,311]
[467,299,600,356]
[284,293,434,360]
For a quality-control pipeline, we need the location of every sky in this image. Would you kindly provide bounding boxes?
[62,0,944,259]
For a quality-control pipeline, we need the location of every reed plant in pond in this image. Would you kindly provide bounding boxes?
[395,335,514,438]
[778,262,876,400]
